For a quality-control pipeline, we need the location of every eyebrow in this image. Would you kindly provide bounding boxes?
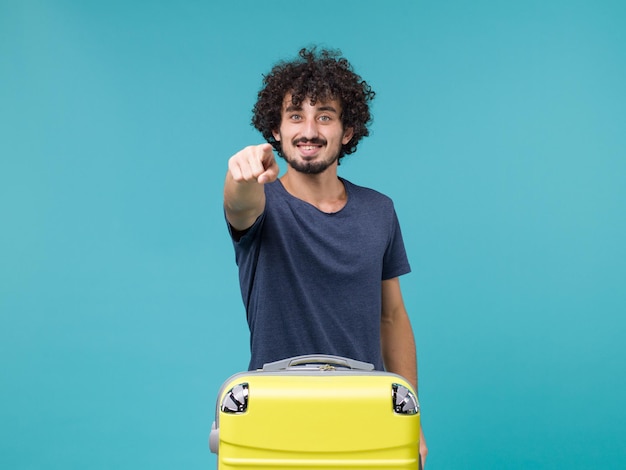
[284,104,339,114]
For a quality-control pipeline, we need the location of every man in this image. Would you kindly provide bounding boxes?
[223,47,427,465]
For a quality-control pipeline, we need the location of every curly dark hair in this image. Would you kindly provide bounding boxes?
[251,47,375,162]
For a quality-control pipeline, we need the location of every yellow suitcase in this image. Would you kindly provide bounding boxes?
[209,355,421,469]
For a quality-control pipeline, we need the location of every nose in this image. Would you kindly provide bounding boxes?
[301,118,319,140]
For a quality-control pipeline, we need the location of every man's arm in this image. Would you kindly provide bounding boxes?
[224,143,279,231]
[381,277,428,467]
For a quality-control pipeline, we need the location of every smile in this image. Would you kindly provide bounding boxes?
[295,140,324,156]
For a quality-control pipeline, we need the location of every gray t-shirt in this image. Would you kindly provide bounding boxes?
[229,178,411,370]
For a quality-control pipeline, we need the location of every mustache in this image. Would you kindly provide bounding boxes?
[292,137,327,146]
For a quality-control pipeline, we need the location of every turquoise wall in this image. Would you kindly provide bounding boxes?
[1,1,624,468]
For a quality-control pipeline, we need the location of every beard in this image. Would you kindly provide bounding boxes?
[287,153,339,174]
[279,137,341,175]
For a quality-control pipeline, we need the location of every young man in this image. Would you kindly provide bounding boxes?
[224,47,427,465]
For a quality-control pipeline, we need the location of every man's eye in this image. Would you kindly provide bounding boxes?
[319,115,331,122]
[290,114,302,120]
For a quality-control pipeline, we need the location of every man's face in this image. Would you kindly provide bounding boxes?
[272,94,354,174]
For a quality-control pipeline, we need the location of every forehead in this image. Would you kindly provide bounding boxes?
[281,93,342,112]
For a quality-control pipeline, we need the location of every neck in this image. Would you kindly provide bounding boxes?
[280,166,347,213]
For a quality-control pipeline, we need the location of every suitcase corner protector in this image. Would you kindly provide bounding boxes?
[209,421,219,454]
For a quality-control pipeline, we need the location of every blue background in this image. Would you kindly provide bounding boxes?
[1,1,625,468]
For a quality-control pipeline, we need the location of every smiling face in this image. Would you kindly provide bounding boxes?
[272,93,354,174]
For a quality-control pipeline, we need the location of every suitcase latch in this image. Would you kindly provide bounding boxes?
[221,383,249,413]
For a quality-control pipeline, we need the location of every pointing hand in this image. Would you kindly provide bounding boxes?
[228,143,279,185]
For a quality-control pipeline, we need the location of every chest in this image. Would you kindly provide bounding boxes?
[263,203,392,275]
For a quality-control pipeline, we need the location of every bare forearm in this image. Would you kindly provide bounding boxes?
[223,143,279,231]
[381,311,418,392]
[380,278,418,391]
[224,172,266,230]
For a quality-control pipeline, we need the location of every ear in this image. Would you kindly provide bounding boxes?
[272,129,281,142]
[342,127,354,145]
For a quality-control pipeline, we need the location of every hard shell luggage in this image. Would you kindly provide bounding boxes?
[209,355,421,469]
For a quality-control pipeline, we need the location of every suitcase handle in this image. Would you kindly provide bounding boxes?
[262,354,375,372]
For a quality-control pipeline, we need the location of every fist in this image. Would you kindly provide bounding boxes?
[228,143,279,185]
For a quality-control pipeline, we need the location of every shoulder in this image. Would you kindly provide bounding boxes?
[342,178,395,208]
